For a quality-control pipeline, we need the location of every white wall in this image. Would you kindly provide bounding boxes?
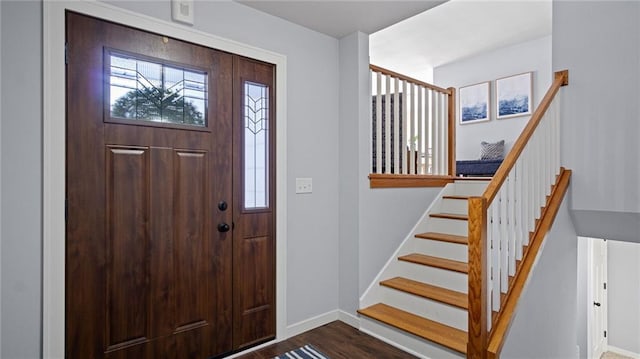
[1,1,42,357]
[433,36,552,160]
[607,240,640,355]
[553,1,640,242]
[501,199,579,359]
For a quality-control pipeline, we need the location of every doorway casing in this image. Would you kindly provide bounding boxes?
[42,1,288,358]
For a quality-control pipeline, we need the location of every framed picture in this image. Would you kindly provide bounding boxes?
[496,72,533,119]
[459,81,490,124]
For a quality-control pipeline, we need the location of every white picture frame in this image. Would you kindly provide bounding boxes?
[496,72,533,119]
[459,81,490,125]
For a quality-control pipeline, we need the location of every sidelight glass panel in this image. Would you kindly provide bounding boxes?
[109,53,207,127]
[244,82,269,209]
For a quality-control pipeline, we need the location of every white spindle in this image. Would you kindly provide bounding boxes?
[416,86,424,174]
[375,72,382,174]
[491,201,501,311]
[393,77,400,173]
[402,80,408,174]
[499,185,508,293]
[409,84,416,174]
[515,161,524,260]
[443,93,449,175]
[507,172,516,276]
[385,76,391,173]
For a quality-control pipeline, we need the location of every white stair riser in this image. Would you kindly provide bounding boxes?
[453,182,489,196]
[439,198,469,215]
[412,238,468,262]
[380,287,468,331]
[393,261,468,293]
[360,318,466,359]
[428,218,468,237]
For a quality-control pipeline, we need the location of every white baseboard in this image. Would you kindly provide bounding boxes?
[608,345,640,359]
[360,326,432,359]
[285,310,340,338]
[338,310,361,328]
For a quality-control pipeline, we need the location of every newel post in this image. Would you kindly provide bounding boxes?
[468,196,488,359]
[447,87,456,177]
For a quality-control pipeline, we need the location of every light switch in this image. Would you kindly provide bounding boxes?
[295,178,313,194]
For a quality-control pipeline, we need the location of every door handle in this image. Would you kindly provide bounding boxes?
[593,301,601,307]
[217,223,230,232]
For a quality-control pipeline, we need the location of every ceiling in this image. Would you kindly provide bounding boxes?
[235,1,446,39]
[235,0,552,81]
[370,0,552,81]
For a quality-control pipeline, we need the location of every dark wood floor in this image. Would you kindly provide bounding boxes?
[235,321,418,359]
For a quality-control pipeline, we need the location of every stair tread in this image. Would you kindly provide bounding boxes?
[442,195,470,200]
[380,277,468,309]
[415,232,468,245]
[358,303,467,354]
[429,212,469,221]
[398,253,469,273]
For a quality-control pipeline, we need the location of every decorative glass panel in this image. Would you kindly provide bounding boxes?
[109,53,207,126]
[244,82,269,209]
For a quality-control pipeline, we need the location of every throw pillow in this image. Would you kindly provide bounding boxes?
[480,140,505,160]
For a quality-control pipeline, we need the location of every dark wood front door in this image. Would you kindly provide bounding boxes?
[65,12,275,358]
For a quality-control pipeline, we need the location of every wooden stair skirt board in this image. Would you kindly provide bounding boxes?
[399,253,469,274]
[415,232,468,245]
[358,303,467,354]
[380,277,468,310]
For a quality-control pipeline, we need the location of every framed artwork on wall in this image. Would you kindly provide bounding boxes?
[496,72,533,119]
[459,81,490,125]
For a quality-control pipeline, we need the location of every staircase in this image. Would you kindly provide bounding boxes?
[358,180,489,358]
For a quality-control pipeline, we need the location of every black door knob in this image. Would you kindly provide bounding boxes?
[593,301,601,307]
[218,201,228,211]
[217,223,230,232]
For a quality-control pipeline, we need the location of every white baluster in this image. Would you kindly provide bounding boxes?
[508,171,516,276]
[443,92,449,175]
[500,185,508,293]
[417,86,423,174]
[393,77,400,174]
[402,80,408,174]
[375,72,382,174]
[491,201,501,311]
[515,161,524,260]
[385,75,391,173]
[431,89,437,174]
[409,84,416,174]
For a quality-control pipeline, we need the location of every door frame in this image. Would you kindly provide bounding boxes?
[586,237,608,359]
[43,2,288,358]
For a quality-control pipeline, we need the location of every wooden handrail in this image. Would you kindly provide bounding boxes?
[370,64,452,94]
[482,70,568,204]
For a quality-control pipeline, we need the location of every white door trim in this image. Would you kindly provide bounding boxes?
[586,237,608,359]
[43,2,288,357]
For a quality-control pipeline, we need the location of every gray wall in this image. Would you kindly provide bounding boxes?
[502,199,578,359]
[433,35,552,161]
[553,1,640,242]
[338,32,367,315]
[1,1,43,358]
[607,240,640,354]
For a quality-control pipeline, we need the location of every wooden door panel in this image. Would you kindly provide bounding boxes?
[149,148,174,339]
[232,57,276,350]
[105,146,150,348]
[173,150,211,330]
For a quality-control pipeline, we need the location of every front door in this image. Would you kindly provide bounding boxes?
[65,12,275,358]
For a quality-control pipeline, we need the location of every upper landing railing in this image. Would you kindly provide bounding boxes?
[369,65,456,187]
